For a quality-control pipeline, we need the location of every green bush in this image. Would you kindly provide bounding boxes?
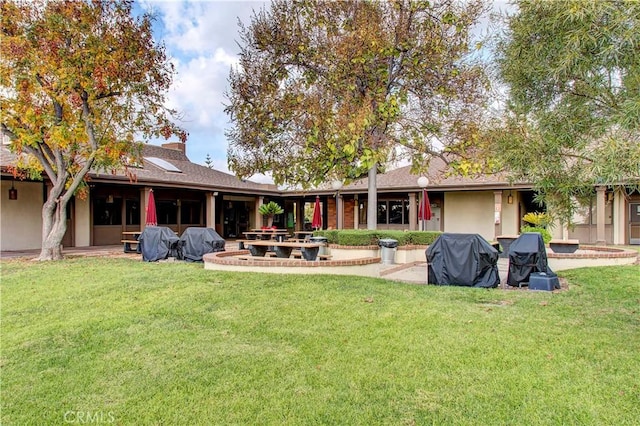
[313,229,442,246]
[520,226,552,244]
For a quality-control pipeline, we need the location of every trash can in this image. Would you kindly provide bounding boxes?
[310,236,329,256]
[378,238,398,265]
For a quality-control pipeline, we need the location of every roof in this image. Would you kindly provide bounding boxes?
[344,158,517,193]
[92,144,278,194]
[1,142,527,195]
[0,143,278,194]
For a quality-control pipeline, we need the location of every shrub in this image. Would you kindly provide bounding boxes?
[522,212,551,228]
[313,229,442,246]
[520,226,552,244]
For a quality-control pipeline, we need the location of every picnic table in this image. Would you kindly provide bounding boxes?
[292,231,314,241]
[243,229,289,241]
[121,231,141,253]
[239,240,323,261]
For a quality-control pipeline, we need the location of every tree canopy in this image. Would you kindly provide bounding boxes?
[225,0,490,190]
[491,0,640,224]
[0,0,186,260]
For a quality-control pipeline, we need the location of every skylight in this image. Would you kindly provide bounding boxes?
[144,157,182,173]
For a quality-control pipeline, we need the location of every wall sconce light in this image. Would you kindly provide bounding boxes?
[507,191,513,205]
[106,194,114,204]
[8,181,17,200]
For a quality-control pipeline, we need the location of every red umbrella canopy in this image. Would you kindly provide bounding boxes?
[312,196,322,230]
[418,188,432,221]
[146,189,157,226]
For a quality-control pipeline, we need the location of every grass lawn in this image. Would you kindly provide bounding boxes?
[1,258,639,425]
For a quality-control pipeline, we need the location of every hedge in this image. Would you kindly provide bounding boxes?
[313,229,441,246]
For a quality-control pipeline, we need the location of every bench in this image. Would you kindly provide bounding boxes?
[121,231,141,253]
[239,240,324,261]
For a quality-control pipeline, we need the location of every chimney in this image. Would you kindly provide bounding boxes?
[161,142,185,154]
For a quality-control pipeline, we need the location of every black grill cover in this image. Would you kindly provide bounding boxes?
[138,226,180,262]
[507,232,555,286]
[179,227,225,262]
[426,233,500,288]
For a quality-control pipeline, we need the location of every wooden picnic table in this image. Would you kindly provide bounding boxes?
[243,229,289,241]
[292,231,314,241]
[121,231,141,253]
[239,240,323,261]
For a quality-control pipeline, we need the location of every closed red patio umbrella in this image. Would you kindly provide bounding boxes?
[418,188,432,227]
[311,196,322,230]
[146,189,157,226]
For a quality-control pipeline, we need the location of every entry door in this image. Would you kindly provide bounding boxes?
[630,203,640,245]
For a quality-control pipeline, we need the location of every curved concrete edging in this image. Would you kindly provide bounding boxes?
[203,250,384,278]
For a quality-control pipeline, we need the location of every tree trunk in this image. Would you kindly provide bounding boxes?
[37,196,68,261]
[367,164,377,230]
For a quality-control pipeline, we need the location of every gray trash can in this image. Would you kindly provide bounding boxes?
[378,238,398,265]
[310,236,329,256]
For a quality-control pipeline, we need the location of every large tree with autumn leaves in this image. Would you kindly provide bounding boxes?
[0,0,186,260]
[225,0,489,229]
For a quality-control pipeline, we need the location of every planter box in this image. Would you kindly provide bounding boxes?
[549,240,579,254]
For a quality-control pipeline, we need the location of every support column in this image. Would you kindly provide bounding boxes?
[205,192,217,228]
[596,186,606,245]
[353,195,359,230]
[612,189,624,245]
[255,196,264,229]
[142,187,151,230]
[336,194,343,229]
[409,192,417,231]
[494,190,503,240]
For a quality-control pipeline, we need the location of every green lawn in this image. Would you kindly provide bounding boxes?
[2,258,639,425]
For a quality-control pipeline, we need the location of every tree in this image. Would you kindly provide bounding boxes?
[225,0,489,229]
[204,153,214,169]
[0,0,186,260]
[491,0,640,226]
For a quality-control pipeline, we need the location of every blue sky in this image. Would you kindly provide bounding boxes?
[138,0,269,179]
[138,0,512,183]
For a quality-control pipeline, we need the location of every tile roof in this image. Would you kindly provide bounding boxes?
[340,157,519,193]
[1,143,278,194]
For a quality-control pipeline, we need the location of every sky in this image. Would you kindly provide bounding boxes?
[137,0,513,183]
[137,0,269,180]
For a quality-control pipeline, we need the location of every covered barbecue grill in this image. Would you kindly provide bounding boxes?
[507,232,557,287]
[426,233,500,288]
[178,227,225,262]
[138,226,180,262]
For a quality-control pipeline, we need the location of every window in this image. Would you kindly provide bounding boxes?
[125,199,140,225]
[572,196,613,225]
[156,200,178,225]
[376,199,410,225]
[180,201,202,225]
[377,201,387,224]
[94,197,122,225]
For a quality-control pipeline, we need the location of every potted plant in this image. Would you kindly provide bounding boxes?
[258,201,284,228]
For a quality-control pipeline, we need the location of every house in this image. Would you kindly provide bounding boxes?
[1,141,637,251]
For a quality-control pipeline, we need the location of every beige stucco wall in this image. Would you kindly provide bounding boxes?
[443,191,495,241]
[500,193,520,236]
[75,195,91,247]
[1,180,43,251]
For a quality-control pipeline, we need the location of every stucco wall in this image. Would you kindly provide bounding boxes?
[1,180,43,251]
[443,191,495,241]
[75,195,91,247]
